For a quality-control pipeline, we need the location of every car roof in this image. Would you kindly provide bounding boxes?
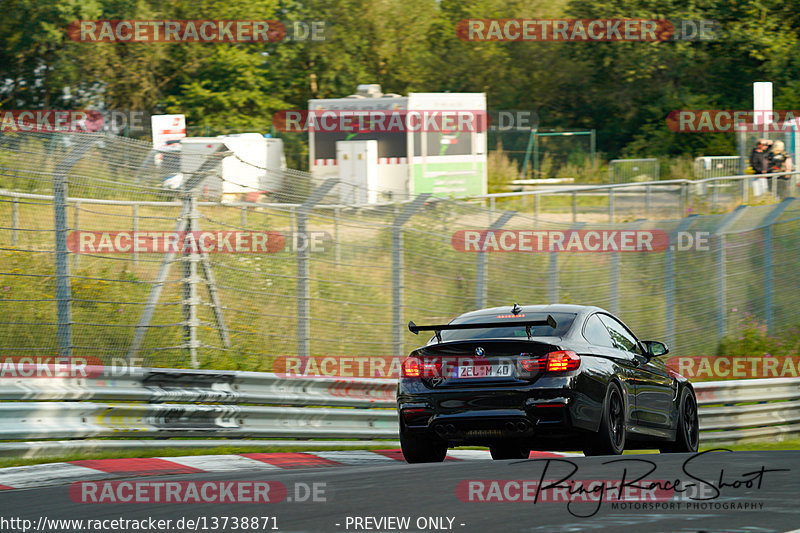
[453,303,607,321]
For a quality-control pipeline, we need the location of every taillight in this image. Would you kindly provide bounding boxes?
[402,356,442,378]
[519,357,546,371]
[402,356,420,377]
[519,351,580,373]
[546,350,580,372]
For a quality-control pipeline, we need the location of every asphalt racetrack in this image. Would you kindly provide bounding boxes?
[1,450,797,533]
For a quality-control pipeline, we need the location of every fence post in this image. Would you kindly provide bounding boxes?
[762,199,792,335]
[241,205,247,227]
[392,195,431,357]
[711,179,719,209]
[608,189,615,222]
[132,204,139,266]
[11,197,18,246]
[475,211,516,309]
[571,191,577,223]
[334,207,341,266]
[645,184,651,214]
[534,194,540,219]
[549,223,585,304]
[128,145,225,362]
[680,182,688,217]
[713,206,748,343]
[741,176,749,204]
[183,195,200,368]
[72,200,80,270]
[548,253,559,304]
[665,216,698,350]
[296,179,339,361]
[53,139,98,359]
[610,252,620,315]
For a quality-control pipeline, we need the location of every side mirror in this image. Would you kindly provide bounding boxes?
[642,340,669,358]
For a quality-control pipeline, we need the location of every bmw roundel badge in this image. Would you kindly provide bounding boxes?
[475,347,485,356]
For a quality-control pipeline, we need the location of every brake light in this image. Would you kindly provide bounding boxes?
[546,350,580,372]
[519,351,580,373]
[402,356,442,378]
[402,357,420,377]
[519,357,546,371]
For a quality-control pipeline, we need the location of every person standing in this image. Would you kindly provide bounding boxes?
[749,139,772,174]
[768,140,793,197]
[749,139,772,196]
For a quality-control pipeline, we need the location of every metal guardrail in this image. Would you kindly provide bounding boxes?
[696,377,800,444]
[463,170,799,222]
[0,367,797,451]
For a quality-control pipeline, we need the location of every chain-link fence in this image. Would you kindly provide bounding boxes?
[609,158,660,183]
[694,156,743,179]
[1,131,800,371]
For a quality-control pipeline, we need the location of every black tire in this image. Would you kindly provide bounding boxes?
[660,388,699,453]
[400,430,447,463]
[489,442,530,460]
[584,383,626,456]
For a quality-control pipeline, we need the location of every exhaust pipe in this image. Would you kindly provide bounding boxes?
[516,421,529,432]
[505,422,516,432]
[434,424,446,436]
[445,424,457,435]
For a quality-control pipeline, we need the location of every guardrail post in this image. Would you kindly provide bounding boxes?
[241,205,247,227]
[608,189,615,222]
[713,206,748,343]
[761,199,792,335]
[297,179,339,361]
[666,215,698,349]
[475,211,516,309]
[392,194,431,357]
[11,197,18,246]
[534,194,540,219]
[53,138,98,359]
[645,184,651,214]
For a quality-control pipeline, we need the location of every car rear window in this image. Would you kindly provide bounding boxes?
[437,312,576,342]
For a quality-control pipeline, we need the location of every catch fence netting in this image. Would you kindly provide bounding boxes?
[0,131,798,371]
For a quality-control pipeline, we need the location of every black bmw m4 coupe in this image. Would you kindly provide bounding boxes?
[397,304,699,462]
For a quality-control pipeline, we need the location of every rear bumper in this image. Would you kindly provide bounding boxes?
[397,376,596,445]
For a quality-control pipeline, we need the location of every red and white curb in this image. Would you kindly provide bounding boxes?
[0,450,578,491]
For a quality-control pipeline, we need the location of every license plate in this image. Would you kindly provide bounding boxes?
[455,364,513,378]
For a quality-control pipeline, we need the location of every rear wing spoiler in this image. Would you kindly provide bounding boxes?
[408,315,557,342]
